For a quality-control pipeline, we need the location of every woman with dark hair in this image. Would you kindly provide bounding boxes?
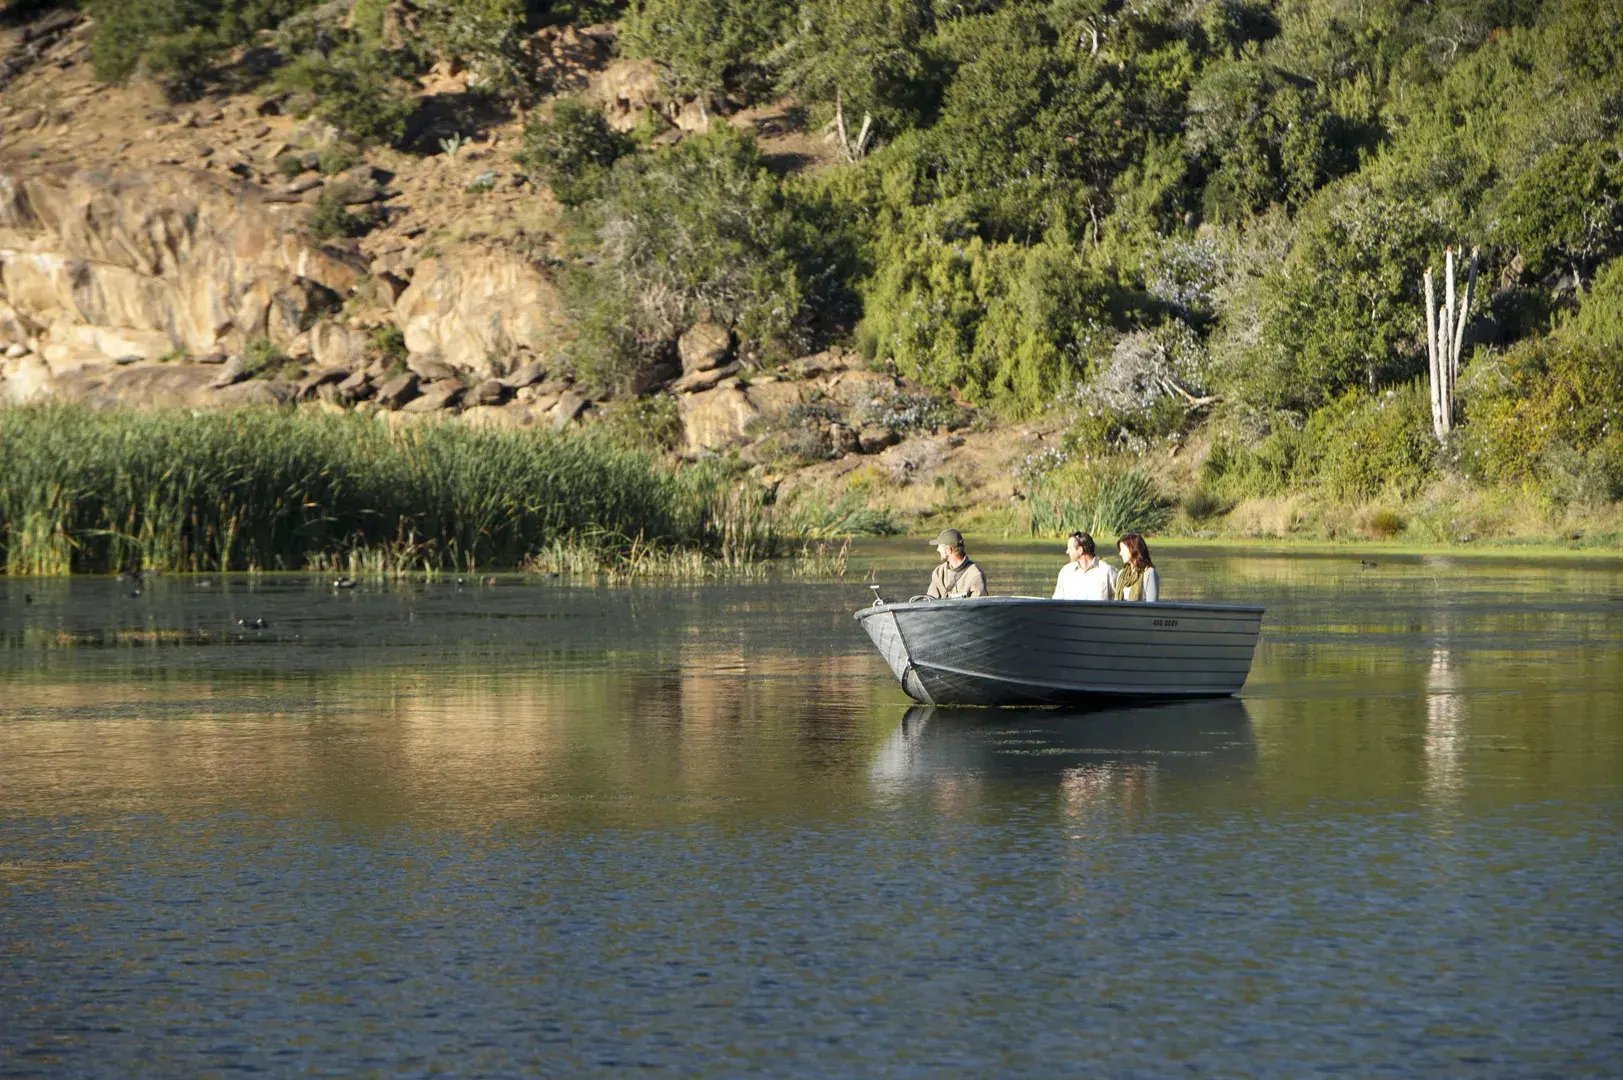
[1113,533,1159,602]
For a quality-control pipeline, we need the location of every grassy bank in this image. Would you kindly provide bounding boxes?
[0,406,791,575]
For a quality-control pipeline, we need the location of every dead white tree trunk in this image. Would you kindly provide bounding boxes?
[826,90,874,163]
[1422,246,1480,442]
[1425,266,1442,440]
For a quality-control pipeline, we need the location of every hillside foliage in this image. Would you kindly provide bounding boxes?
[75,0,1623,510]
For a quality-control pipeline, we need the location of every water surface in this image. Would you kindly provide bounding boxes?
[3,544,1621,1075]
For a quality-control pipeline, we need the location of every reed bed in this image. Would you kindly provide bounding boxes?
[0,406,703,574]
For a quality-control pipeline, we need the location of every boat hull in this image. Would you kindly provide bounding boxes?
[855,597,1263,706]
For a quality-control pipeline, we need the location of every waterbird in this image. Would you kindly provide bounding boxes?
[23,593,32,605]
[1360,559,1377,569]
[333,576,356,589]
[237,617,267,630]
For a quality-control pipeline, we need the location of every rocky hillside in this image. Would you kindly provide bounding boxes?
[0,7,1034,520]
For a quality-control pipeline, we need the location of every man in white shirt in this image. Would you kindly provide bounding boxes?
[1052,531,1118,601]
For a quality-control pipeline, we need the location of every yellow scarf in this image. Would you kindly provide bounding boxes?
[1116,563,1145,601]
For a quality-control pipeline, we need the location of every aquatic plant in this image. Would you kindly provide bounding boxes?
[0,406,689,574]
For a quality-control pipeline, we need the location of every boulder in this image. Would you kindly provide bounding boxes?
[465,378,508,407]
[678,385,760,454]
[294,366,347,401]
[671,360,740,395]
[501,358,546,389]
[858,425,900,454]
[402,379,463,412]
[407,355,458,382]
[550,388,589,429]
[0,354,53,403]
[590,58,663,130]
[678,321,732,373]
[309,321,370,368]
[375,371,420,409]
[335,369,373,401]
[0,300,36,346]
[394,251,566,374]
[210,354,248,387]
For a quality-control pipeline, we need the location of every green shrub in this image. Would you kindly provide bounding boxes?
[1294,381,1437,501]
[516,99,634,207]
[773,0,938,138]
[275,32,415,145]
[855,207,1108,416]
[621,0,793,101]
[564,125,846,388]
[307,190,377,241]
[241,337,294,380]
[1490,139,1623,281]
[86,0,321,99]
[418,0,533,101]
[315,143,361,175]
[1463,329,1623,499]
[369,326,409,362]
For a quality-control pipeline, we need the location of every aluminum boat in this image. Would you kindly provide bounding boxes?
[855,596,1264,706]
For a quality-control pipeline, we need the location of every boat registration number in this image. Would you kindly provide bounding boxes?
[1152,618,1179,628]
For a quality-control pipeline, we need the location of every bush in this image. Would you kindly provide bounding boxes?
[307,189,377,241]
[621,0,792,101]
[565,125,846,388]
[418,0,533,101]
[370,326,408,362]
[1463,328,1623,500]
[515,99,633,207]
[1294,381,1437,501]
[86,0,320,99]
[275,32,415,146]
[855,207,1108,416]
[1217,179,1446,411]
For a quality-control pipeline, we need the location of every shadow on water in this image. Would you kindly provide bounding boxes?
[872,697,1255,782]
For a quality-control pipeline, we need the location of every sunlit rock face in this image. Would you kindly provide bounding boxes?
[0,167,364,359]
[393,250,566,376]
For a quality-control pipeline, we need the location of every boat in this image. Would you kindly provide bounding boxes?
[854,595,1264,706]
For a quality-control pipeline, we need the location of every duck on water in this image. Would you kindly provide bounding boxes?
[855,530,1264,707]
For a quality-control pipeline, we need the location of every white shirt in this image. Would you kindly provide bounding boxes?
[1053,559,1118,601]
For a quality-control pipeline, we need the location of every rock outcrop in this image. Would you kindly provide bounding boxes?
[393,250,566,374]
[0,168,365,362]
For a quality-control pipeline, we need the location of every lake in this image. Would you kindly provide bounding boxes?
[2,542,1621,1076]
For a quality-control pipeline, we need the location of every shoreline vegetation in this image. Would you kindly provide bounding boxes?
[1,405,1616,583]
[0,405,868,578]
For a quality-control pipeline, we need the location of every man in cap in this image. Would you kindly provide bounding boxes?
[926,528,988,598]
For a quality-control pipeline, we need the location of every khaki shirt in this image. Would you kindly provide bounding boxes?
[928,557,988,598]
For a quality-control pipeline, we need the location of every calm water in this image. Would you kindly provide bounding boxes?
[2,543,1621,1076]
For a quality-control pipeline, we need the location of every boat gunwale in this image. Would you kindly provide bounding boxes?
[854,596,1266,622]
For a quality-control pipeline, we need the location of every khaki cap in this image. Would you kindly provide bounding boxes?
[931,528,964,547]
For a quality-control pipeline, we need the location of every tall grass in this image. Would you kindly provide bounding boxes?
[0,406,717,574]
[1026,467,1172,539]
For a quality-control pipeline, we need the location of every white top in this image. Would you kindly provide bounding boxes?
[1053,559,1118,601]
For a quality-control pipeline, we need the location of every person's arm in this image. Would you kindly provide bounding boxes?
[966,564,988,597]
[1053,567,1067,599]
[1144,567,1159,602]
[927,564,945,599]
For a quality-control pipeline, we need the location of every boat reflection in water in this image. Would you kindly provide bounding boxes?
[870,698,1256,785]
